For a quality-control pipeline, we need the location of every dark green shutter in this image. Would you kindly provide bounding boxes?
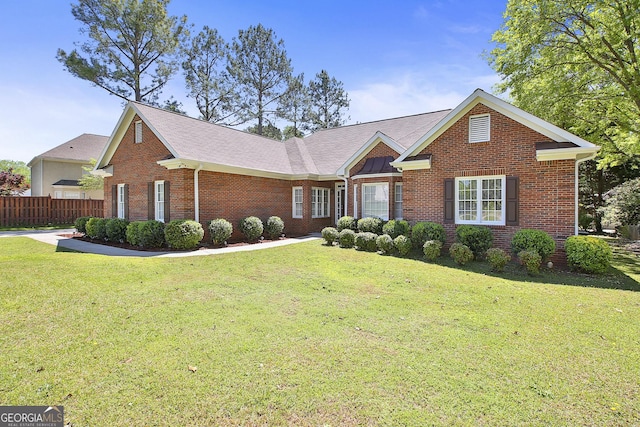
[148,182,154,220]
[111,185,117,217]
[164,181,170,222]
[506,176,519,226]
[444,179,454,223]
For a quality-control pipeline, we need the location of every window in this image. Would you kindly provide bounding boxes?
[135,120,143,143]
[292,187,303,218]
[311,187,330,218]
[155,181,165,222]
[64,191,80,199]
[362,183,389,220]
[455,176,505,225]
[469,114,490,143]
[54,191,62,199]
[117,184,126,219]
[394,183,403,219]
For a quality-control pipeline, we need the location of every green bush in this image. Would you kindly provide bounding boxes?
[321,227,339,245]
[338,229,356,248]
[449,242,474,265]
[126,221,143,246]
[565,236,612,274]
[455,225,493,258]
[423,240,443,261]
[85,217,107,240]
[139,220,165,248]
[208,218,233,245]
[411,221,446,248]
[239,216,263,242]
[376,234,394,254]
[394,235,412,257]
[74,216,91,234]
[578,212,594,231]
[518,250,542,275]
[486,248,511,272]
[105,218,129,243]
[336,216,357,232]
[511,229,556,261]
[164,220,204,250]
[265,216,285,239]
[355,232,378,252]
[382,219,410,238]
[357,217,383,234]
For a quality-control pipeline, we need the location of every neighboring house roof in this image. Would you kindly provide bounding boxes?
[28,133,109,166]
[52,179,81,186]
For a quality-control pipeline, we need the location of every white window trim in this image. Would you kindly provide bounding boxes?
[455,175,505,226]
[353,184,358,219]
[394,182,403,220]
[469,113,490,143]
[117,183,126,219]
[311,187,330,219]
[135,120,143,143]
[361,182,389,221]
[155,180,165,222]
[335,183,345,220]
[292,186,303,219]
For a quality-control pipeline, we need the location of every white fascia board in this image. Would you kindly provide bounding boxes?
[536,147,600,161]
[351,172,402,180]
[389,159,431,171]
[336,131,402,177]
[396,89,599,162]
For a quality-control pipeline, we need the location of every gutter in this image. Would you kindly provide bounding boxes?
[194,164,203,223]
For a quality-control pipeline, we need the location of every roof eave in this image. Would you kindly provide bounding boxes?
[390,159,432,171]
[536,146,600,161]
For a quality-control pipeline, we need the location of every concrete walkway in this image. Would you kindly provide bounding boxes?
[0,229,320,257]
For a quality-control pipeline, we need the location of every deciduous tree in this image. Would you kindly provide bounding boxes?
[0,168,28,196]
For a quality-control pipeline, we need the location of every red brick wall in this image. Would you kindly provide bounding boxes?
[403,103,575,263]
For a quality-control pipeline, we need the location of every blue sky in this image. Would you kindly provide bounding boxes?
[0,1,508,163]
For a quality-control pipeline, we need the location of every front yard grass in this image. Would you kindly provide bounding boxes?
[1,237,639,426]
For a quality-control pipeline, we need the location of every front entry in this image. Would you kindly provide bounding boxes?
[335,183,345,220]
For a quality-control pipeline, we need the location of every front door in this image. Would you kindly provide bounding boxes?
[335,183,345,220]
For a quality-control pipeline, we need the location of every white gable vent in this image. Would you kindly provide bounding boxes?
[135,120,143,143]
[469,114,490,143]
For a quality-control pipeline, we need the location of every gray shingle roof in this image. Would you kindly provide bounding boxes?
[130,102,451,177]
[31,133,109,164]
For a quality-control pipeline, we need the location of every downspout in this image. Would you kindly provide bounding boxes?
[575,154,597,235]
[194,164,203,223]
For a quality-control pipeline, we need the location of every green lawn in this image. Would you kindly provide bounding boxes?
[1,237,639,426]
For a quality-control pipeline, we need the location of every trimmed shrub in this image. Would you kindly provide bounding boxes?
[518,250,542,275]
[565,236,612,274]
[338,229,356,248]
[321,227,339,245]
[511,229,556,261]
[164,220,204,250]
[486,248,511,272]
[105,218,129,243]
[455,225,493,258]
[139,220,165,248]
[126,221,143,246]
[265,216,285,239]
[85,217,107,240]
[449,242,474,265]
[423,240,443,261]
[209,218,232,245]
[376,234,394,254]
[411,221,446,249]
[578,212,593,231]
[74,216,91,234]
[337,216,357,232]
[382,219,410,239]
[357,217,383,234]
[394,235,412,257]
[355,232,378,252]
[239,216,263,242]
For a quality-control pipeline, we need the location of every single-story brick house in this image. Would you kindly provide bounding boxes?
[94,89,599,256]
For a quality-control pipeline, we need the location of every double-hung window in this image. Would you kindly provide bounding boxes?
[155,180,165,222]
[394,183,403,219]
[362,183,389,221]
[117,184,126,219]
[292,187,303,218]
[455,176,505,225]
[311,187,330,218]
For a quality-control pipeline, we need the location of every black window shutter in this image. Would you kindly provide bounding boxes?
[148,182,154,220]
[123,184,129,220]
[444,179,455,223]
[111,185,117,217]
[506,176,519,226]
[164,181,170,222]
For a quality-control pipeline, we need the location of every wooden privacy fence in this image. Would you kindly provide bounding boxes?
[0,197,104,227]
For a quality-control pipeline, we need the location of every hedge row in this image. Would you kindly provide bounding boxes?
[322,216,611,275]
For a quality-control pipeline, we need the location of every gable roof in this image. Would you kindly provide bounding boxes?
[28,133,109,167]
[394,89,599,166]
